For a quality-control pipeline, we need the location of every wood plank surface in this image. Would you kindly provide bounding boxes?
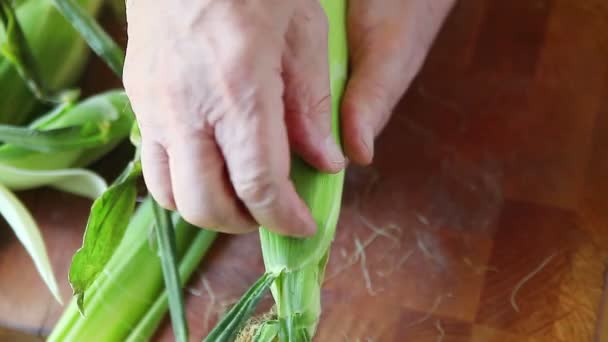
[0,0,607,340]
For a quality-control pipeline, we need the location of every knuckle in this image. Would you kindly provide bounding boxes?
[284,75,331,119]
[220,52,265,95]
[218,32,257,69]
[312,93,332,117]
[233,171,278,209]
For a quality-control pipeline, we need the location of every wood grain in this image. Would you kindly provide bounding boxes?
[0,0,607,340]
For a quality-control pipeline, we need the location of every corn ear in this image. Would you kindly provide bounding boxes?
[261,1,348,338]
[0,0,103,124]
[49,199,218,342]
[207,1,348,340]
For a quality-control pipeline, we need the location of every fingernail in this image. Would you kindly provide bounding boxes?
[324,135,345,169]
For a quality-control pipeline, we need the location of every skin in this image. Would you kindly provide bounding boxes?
[124,0,455,237]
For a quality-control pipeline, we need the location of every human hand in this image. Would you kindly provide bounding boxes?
[123,0,344,236]
[342,0,455,165]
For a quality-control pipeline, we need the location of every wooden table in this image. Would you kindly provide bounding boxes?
[1,0,607,340]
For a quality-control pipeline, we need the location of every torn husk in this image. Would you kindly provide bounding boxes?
[235,307,278,342]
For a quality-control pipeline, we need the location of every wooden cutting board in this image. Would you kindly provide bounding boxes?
[1,0,607,340]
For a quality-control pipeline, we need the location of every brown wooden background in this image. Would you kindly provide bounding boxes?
[1,0,607,341]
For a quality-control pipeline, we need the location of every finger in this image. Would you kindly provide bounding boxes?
[342,0,454,165]
[215,70,317,237]
[282,3,344,173]
[167,131,257,234]
[341,35,414,166]
[141,139,176,210]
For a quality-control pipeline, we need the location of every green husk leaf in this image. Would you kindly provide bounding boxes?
[205,271,281,342]
[68,158,141,313]
[0,0,59,103]
[0,122,110,152]
[256,0,348,339]
[50,0,124,77]
[0,90,134,172]
[0,162,106,198]
[252,320,279,342]
[0,90,133,197]
[0,91,132,303]
[49,201,216,342]
[127,227,218,341]
[50,198,157,342]
[0,90,134,196]
[0,182,61,303]
[152,200,188,342]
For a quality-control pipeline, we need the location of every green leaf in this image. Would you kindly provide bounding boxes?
[0,182,62,303]
[0,122,110,152]
[68,159,141,313]
[0,162,106,198]
[0,0,62,103]
[152,201,188,342]
[26,98,77,128]
[205,271,281,342]
[50,0,124,77]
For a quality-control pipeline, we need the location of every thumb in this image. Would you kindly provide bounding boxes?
[341,32,424,165]
[341,0,454,165]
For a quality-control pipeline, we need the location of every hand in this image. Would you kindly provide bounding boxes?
[342,0,455,165]
[123,0,344,236]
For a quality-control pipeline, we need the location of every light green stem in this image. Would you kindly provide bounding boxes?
[127,229,217,341]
